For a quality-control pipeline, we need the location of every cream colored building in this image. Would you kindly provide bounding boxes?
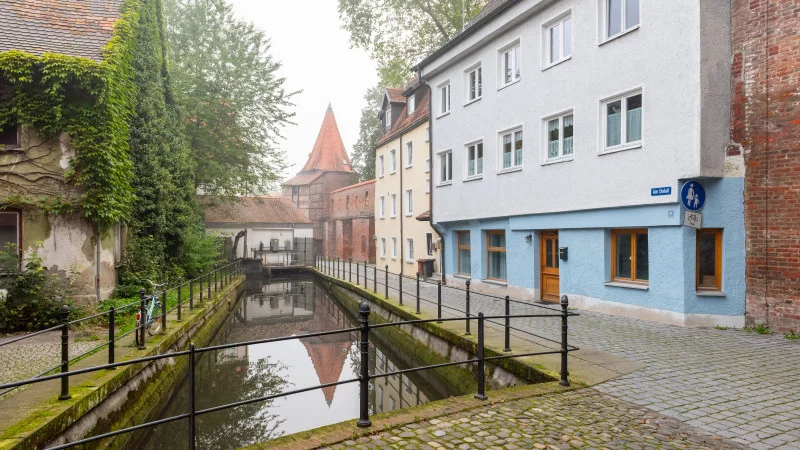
[374,83,439,276]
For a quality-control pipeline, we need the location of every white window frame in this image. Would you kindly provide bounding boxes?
[425,157,430,173]
[405,141,413,168]
[600,89,643,154]
[406,238,415,262]
[378,154,384,178]
[542,110,575,163]
[464,63,482,104]
[379,196,385,219]
[425,175,430,194]
[465,140,484,179]
[498,125,524,172]
[425,126,430,142]
[391,237,397,259]
[405,189,413,216]
[437,80,451,117]
[384,107,392,131]
[380,238,387,258]
[438,149,453,185]
[544,12,572,69]
[389,149,397,173]
[391,194,397,218]
[601,0,640,43]
[407,94,415,114]
[498,40,521,88]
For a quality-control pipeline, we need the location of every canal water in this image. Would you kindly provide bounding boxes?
[143,274,464,449]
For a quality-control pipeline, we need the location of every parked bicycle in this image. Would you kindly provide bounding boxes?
[135,280,167,345]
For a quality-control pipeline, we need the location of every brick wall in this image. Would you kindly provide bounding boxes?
[326,181,376,263]
[733,0,800,331]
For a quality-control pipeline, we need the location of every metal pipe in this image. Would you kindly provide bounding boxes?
[437,282,442,322]
[475,312,487,400]
[357,303,372,428]
[560,295,570,386]
[108,307,115,368]
[416,272,421,314]
[161,289,167,333]
[465,279,471,335]
[58,305,71,400]
[138,289,147,350]
[504,295,511,352]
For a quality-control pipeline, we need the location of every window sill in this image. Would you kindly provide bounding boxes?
[389,171,397,175]
[454,273,471,280]
[498,166,523,175]
[542,55,572,72]
[463,175,483,183]
[696,290,726,297]
[406,260,415,264]
[436,111,451,119]
[391,257,397,261]
[541,156,574,166]
[405,213,413,217]
[482,278,507,286]
[599,142,642,156]
[437,181,453,187]
[379,217,385,220]
[497,79,521,92]
[604,281,649,291]
[599,25,640,47]
[405,165,413,169]
[463,97,482,107]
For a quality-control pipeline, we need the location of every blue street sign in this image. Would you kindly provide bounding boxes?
[651,187,672,196]
[680,180,706,211]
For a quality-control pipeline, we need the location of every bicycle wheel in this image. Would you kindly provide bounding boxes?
[148,313,162,336]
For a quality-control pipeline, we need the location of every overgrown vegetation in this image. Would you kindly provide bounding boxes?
[743,323,773,335]
[784,330,800,341]
[350,85,384,180]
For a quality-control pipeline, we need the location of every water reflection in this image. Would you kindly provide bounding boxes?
[144,276,458,449]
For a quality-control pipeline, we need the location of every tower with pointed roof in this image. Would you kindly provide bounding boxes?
[283,105,358,253]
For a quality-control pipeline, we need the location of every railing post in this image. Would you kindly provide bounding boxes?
[177,278,183,322]
[349,258,352,282]
[337,258,340,279]
[384,265,389,299]
[475,312,487,400]
[161,288,167,333]
[399,273,403,306]
[108,306,116,368]
[437,282,442,322]
[356,260,360,285]
[560,295,570,387]
[357,302,372,428]
[199,270,204,304]
[138,288,147,350]
[214,265,218,292]
[188,343,196,450]
[416,272,421,314]
[465,279,471,335]
[207,271,211,299]
[504,295,511,352]
[189,277,194,311]
[58,305,71,400]
[364,261,368,289]
[373,265,376,292]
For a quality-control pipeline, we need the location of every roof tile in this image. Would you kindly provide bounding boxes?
[300,105,352,173]
[376,87,430,147]
[200,196,311,225]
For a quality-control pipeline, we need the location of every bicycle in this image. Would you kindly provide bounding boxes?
[135,280,167,346]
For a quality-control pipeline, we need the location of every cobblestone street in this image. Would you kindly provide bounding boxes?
[0,332,103,385]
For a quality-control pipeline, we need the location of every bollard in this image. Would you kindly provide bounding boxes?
[416,272,421,314]
[357,302,372,428]
[399,273,403,306]
[356,259,359,285]
[437,282,443,322]
[108,306,116,367]
[384,265,389,299]
[177,278,183,322]
[58,305,71,400]
[189,277,194,311]
[138,288,147,350]
[465,279,471,335]
[199,270,204,304]
[560,295,570,386]
[475,312,487,400]
[504,295,511,352]
[349,258,352,282]
[188,343,196,450]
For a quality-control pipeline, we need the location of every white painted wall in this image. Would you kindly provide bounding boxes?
[207,225,313,260]
[422,0,730,223]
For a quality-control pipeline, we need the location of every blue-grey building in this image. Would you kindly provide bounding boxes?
[419,0,744,327]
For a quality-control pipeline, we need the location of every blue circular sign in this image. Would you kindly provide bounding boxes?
[680,180,706,211]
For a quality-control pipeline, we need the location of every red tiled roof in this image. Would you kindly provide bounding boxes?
[386,88,405,103]
[282,171,323,186]
[300,105,352,173]
[375,87,430,147]
[0,0,124,62]
[200,196,311,225]
[330,179,375,194]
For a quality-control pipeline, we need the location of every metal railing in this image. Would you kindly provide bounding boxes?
[0,293,575,449]
[0,260,244,397]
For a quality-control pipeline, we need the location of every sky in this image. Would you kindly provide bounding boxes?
[229,0,378,182]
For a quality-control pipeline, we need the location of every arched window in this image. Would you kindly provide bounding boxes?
[355,196,360,208]
[346,195,350,210]
[365,191,370,205]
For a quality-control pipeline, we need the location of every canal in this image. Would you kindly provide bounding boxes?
[143,274,465,449]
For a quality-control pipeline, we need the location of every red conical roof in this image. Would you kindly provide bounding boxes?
[301,104,352,173]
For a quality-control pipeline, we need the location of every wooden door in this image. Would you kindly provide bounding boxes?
[540,231,560,302]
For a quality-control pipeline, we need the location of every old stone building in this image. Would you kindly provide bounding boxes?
[282,105,357,254]
[326,180,376,264]
[734,0,800,331]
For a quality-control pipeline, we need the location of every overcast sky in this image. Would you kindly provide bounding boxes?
[229,0,378,182]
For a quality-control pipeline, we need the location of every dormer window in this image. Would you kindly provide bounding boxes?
[0,124,20,149]
[407,94,416,114]
[384,108,392,131]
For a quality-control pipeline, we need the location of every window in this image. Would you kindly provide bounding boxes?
[604,92,642,151]
[439,151,453,184]
[0,124,20,149]
[486,231,507,281]
[407,94,415,114]
[697,229,722,291]
[291,186,300,205]
[346,195,350,210]
[426,233,434,256]
[425,126,430,142]
[605,0,639,40]
[390,150,397,173]
[500,129,523,169]
[547,15,572,65]
[425,176,430,194]
[405,141,413,168]
[384,107,392,131]
[391,237,397,259]
[0,210,20,254]
[500,43,521,86]
[391,194,397,218]
[466,142,483,177]
[379,196,385,218]
[466,66,482,102]
[438,81,451,115]
[546,113,574,160]
[406,238,415,262]
[405,189,413,216]
[378,155,385,177]
[380,238,387,257]
[425,158,430,173]
[611,229,648,284]
[365,191,369,206]
[457,231,471,275]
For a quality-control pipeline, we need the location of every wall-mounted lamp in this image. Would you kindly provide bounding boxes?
[524,234,533,244]
[559,247,568,261]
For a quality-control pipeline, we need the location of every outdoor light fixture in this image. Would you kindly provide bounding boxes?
[525,234,532,243]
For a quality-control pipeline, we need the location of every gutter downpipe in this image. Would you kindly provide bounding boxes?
[421,75,446,285]
[399,132,405,277]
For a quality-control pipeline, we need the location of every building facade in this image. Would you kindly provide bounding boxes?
[326,180,376,264]
[733,0,800,331]
[420,0,744,326]
[374,85,440,276]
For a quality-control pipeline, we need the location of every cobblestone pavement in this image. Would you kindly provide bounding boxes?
[0,331,102,385]
[324,263,800,449]
[326,389,746,449]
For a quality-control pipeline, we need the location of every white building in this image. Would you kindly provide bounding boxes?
[419,0,744,327]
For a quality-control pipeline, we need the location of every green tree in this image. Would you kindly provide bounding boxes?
[338,0,487,87]
[350,85,384,181]
[164,0,298,196]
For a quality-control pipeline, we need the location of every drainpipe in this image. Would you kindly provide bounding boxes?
[95,224,101,301]
[421,79,446,284]
[398,133,405,276]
